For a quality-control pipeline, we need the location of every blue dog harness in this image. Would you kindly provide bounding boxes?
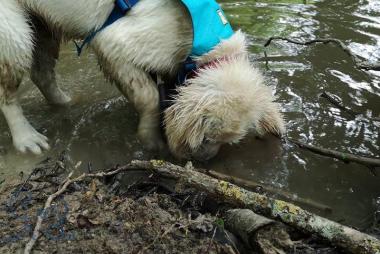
[75,0,139,55]
[175,0,234,85]
[76,0,234,58]
[183,0,234,56]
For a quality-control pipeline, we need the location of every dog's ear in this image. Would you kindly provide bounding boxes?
[203,116,223,132]
[184,116,207,150]
[257,103,285,137]
[164,103,207,155]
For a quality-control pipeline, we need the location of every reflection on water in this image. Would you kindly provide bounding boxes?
[0,0,379,229]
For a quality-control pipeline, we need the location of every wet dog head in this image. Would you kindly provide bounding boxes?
[164,32,285,161]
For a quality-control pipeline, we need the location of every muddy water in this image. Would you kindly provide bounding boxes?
[0,0,379,229]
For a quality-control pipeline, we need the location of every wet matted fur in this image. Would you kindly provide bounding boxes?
[0,0,285,160]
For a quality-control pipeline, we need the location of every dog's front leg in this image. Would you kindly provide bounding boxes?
[30,16,71,105]
[1,100,49,154]
[115,65,165,151]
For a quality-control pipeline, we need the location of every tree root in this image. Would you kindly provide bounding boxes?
[264,36,380,71]
[225,209,293,254]
[24,160,380,254]
[286,137,380,169]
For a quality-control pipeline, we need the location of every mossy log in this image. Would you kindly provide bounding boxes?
[205,169,332,213]
[130,160,380,254]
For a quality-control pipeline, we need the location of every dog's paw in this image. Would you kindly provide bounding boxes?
[48,88,72,106]
[138,129,166,152]
[140,137,166,152]
[13,128,50,155]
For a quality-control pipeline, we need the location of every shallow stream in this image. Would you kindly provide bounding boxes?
[0,0,379,229]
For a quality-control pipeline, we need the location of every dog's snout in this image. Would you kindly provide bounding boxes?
[191,142,221,161]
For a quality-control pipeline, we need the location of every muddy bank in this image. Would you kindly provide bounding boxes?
[0,154,361,253]
[0,164,232,253]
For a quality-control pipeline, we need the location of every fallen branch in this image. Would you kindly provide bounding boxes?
[287,138,380,169]
[25,160,380,254]
[320,91,380,121]
[172,161,380,254]
[205,169,332,213]
[264,37,380,71]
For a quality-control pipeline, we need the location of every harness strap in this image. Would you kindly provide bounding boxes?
[176,57,197,86]
[74,0,139,56]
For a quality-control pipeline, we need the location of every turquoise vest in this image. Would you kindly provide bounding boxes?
[181,0,234,57]
[76,0,234,57]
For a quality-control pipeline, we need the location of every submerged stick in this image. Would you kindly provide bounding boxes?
[287,138,380,169]
[320,91,359,118]
[264,37,380,71]
[25,160,380,254]
[320,91,380,121]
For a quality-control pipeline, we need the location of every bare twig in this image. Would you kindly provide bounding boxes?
[320,91,380,121]
[263,50,270,71]
[286,138,380,169]
[206,226,218,253]
[320,91,358,117]
[24,172,74,254]
[264,37,380,71]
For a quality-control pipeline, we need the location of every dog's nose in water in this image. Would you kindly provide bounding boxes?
[191,144,221,161]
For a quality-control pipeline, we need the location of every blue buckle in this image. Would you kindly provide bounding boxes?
[184,57,196,73]
[115,0,131,12]
[176,57,197,85]
[116,0,139,13]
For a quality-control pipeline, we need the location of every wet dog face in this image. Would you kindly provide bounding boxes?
[164,57,285,161]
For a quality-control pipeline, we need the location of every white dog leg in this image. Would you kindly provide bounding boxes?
[1,101,49,154]
[30,16,71,105]
[114,66,164,151]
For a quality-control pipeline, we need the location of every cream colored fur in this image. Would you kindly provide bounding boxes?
[0,0,50,154]
[165,32,285,159]
[19,0,115,38]
[1,0,285,159]
[0,0,33,71]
